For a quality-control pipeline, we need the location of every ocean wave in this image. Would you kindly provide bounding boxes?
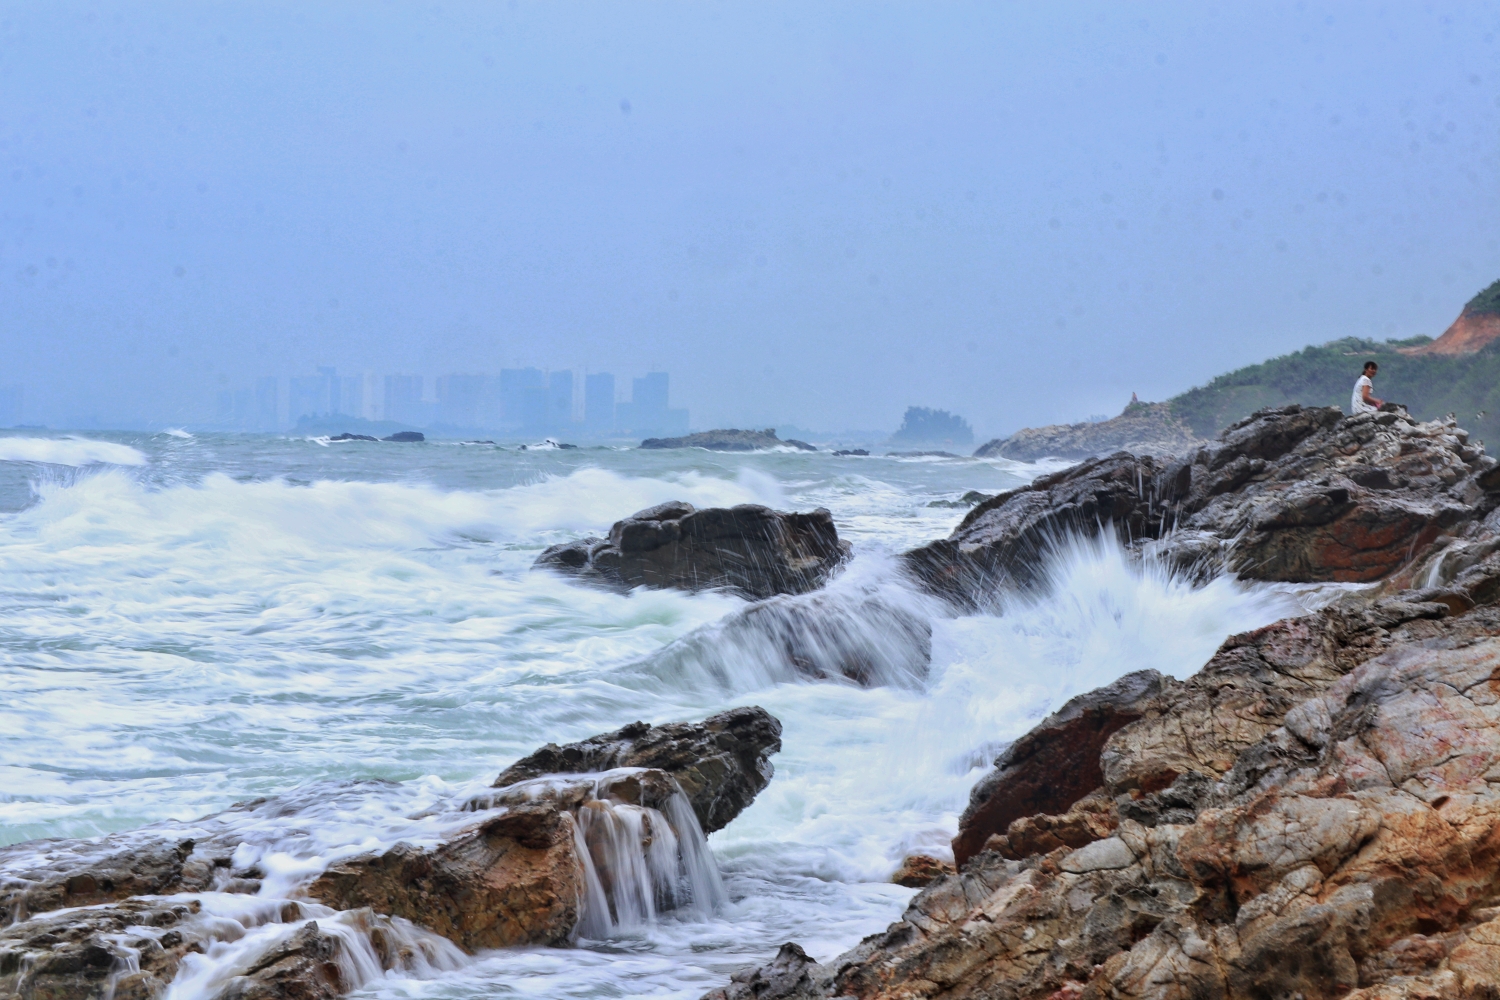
[0,436,148,467]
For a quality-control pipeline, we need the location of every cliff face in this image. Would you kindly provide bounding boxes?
[973,401,1204,463]
[1400,308,1500,357]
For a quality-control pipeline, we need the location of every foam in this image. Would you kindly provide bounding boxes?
[0,436,148,467]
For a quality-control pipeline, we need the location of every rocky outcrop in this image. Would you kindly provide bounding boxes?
[640,429,816,451]
[907,405,1500,609]
[310,790,591,951]
[1,709,779,998]
[973,401,1204,462]
[490,706,783,834]
[706,592,1500,1000]
[952,670,1165,867]
[535,501,849,599]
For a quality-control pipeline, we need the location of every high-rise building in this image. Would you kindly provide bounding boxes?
[437,374,488,428]
[0,385,22,427]
[499,368,545,424]
[547,371,574,429]
[584,373,615,432]
[615,372,688,436]
[383,375,424,425]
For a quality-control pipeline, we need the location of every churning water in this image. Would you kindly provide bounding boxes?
[0,432,1319,999]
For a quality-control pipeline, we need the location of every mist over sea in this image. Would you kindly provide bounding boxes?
[0,432,1319,998]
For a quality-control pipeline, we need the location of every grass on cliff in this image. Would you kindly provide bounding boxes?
[1169,336,1500,446]
[1468,278,1500,316]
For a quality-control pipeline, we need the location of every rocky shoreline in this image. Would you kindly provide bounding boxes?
[6,404,1500,1000]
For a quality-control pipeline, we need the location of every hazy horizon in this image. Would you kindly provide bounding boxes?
[4,2,1498,436]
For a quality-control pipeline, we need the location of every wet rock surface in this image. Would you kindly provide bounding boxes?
[0,898,203,1000]
[907,405,1500,608]
[491,706,782,833]
[707,592,1500,1000]
[535,501,849,599]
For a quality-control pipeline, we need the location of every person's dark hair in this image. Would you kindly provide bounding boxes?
[1363,361,1378,373]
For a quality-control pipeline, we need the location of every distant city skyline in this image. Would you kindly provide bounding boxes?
[203,367,690,438]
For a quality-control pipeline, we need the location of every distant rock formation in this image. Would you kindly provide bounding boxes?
[639,428,816,451]
[972,400,1204,462]
[1401,277,1500,356]
[534,501,848,599]
[330,432,377,441]
[382,431,424,442]
[889,407,974,448]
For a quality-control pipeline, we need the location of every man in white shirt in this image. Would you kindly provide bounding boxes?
[1352,361,1383,415]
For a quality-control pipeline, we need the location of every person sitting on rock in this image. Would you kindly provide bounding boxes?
[1352,361,1383,415]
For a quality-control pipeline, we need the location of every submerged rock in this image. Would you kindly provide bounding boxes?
[534,502,849,599]
[491,706,782,834]
[905,405,1500,608]
[639,428,816,451]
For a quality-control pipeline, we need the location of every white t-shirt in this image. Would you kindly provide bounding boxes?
[1352,375,1376,414]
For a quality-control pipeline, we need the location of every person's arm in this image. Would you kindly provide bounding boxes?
[1361,382,1383,409]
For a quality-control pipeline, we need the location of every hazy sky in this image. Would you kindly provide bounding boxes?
[4,1,1498,434]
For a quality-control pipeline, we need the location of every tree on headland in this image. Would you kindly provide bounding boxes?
[891,407,974,445]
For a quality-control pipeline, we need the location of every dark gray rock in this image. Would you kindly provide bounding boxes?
[381,431,424,442]
[492,706,782,833]
[640,429,816,451]
[905,406,1499,608]
[701,942,831,1000]
[534,502,848,599]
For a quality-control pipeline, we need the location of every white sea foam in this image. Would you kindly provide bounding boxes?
[163,428,194,439]
[0,443,1319,999]
[0,436,148,467]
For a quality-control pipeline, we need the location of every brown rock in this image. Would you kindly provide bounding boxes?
[307,803,585,952]
[952,670,1164,867]
[217,922,347,1000]
[0,898,202,1000]
[0,836,203,922]
[998,790,1119,860]
[891,854,955,888]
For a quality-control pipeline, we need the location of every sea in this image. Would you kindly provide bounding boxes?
[0,430,1322,999]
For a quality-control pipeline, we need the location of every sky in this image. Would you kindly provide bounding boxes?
[2,1,1498,435]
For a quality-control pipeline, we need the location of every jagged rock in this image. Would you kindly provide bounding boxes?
[216,922,347,1000]
[491,706,782,833]
[308,801,586,952]
[891,854,955,888]
[640,429,816,451]
[906,406,1500,608]
[0,898,203,1000]
[0,835,212,922]
[534,502,849,599]
[702,942,831,1000]
[707,599,1500,1000]
[953,670,1165,867]
[973,400,1204,462]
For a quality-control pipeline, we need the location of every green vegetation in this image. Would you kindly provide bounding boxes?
[1168,336,1500,446]
[1468,278,1500,316]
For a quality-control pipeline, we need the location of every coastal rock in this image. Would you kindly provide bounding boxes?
[973,400,1204,462]
[0,835,213,922]
[491,706,782,833]
[952,670,1165,867]
[0,898,204,1000]
[707,595,1500,1000]
[891,854,955,888]
[329,432,377,442]
[906,405,1499,608]
[534,502,849,599]
[639,428,816,451]
[381,431,424,442]
[308,801,586,952]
